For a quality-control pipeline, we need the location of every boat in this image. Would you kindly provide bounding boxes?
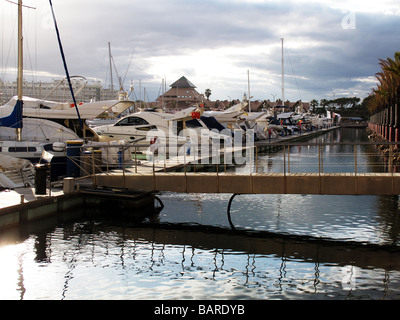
[93,106,234,155]
[203,101,271,141]
[203,101,246,128]
[1,95,133,122]
[0,115,81,178]
[0,94,134,139]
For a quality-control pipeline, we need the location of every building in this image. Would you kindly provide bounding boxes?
[0,78,118,105]
[154,76,311,113]
[155,76,204,111]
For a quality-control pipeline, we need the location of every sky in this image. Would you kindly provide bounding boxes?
[1,0,400,103]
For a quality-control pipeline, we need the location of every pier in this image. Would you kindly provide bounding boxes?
[78,128,400,197]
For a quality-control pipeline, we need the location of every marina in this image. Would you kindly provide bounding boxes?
[1,0,400,303]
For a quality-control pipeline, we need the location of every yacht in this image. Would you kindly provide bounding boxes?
[94,107,233,154]
[203,102,271,141]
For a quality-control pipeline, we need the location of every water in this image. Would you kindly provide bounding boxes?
[1,127,400,300]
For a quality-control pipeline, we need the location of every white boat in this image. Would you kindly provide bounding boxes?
[203,100,274,141]
[94,106,233,153]
[0,117,79,142]
[203,102,246,128]
[0,113,78,181]
[1,96,134,121]
[0,96,134,139]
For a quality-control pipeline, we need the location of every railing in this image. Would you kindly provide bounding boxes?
[65,141,400,183]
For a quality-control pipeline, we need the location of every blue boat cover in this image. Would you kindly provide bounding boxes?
[0,100,23,128]
[200,116,226,131]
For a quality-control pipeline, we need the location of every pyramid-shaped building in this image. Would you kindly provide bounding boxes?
[156,76,204,111]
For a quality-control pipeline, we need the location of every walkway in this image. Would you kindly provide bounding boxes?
[93,172,400,196]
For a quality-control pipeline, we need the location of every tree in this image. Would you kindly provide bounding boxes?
[328,97,361,110]
[205,89,212,100]
[366,52,400,115]
[320,99,329,107]
[310,99,319,111]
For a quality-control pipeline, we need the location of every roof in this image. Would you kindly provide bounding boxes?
[170,76,196,88]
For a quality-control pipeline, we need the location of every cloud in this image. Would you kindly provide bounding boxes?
[1,0,399,103]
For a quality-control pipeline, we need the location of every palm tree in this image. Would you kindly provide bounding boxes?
[366,52,400,115]
[310,99,319,110]
[205,89,212,100]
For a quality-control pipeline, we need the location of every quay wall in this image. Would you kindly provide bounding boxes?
[0,193,84,230]
[368,105,400,142]
[0,190,157,230]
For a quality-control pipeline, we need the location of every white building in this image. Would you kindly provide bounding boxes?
[0,78,118,105]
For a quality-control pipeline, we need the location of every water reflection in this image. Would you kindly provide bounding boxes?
[1,206,400,300]
[5,221,398,300]
[241,128,387,175]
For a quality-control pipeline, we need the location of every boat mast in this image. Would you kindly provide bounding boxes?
[16,0,23,141]
[281,37,284,106]
[247,69,251,113]
[108,42,114,94]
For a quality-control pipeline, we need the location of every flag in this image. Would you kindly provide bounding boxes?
[41,150,54,163]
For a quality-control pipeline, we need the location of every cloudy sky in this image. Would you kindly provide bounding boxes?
[1,0,400,103]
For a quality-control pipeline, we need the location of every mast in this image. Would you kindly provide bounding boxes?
[16,0,23,141]
[247,69,251,113]
[281,38,284,106]
[108,42,114,94]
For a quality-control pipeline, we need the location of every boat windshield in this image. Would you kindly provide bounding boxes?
[115,117,149,126]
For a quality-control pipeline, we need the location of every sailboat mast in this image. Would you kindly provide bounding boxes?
[16,0,23,141]
[17,0,23,100]
[281,37,284,106]
[108,42,114,94]
[247,69,251,113]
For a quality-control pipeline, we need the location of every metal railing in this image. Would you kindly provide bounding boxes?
[64,141,400,185]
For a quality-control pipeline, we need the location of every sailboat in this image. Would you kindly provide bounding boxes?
[0,0,82,180]
[0,94,134,138]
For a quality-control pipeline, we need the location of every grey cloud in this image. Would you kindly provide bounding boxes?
[6,0,399,102]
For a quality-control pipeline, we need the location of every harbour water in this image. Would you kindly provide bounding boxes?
[1,127,400,300]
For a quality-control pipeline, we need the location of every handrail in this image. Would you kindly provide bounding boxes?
[64,141,400,189]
